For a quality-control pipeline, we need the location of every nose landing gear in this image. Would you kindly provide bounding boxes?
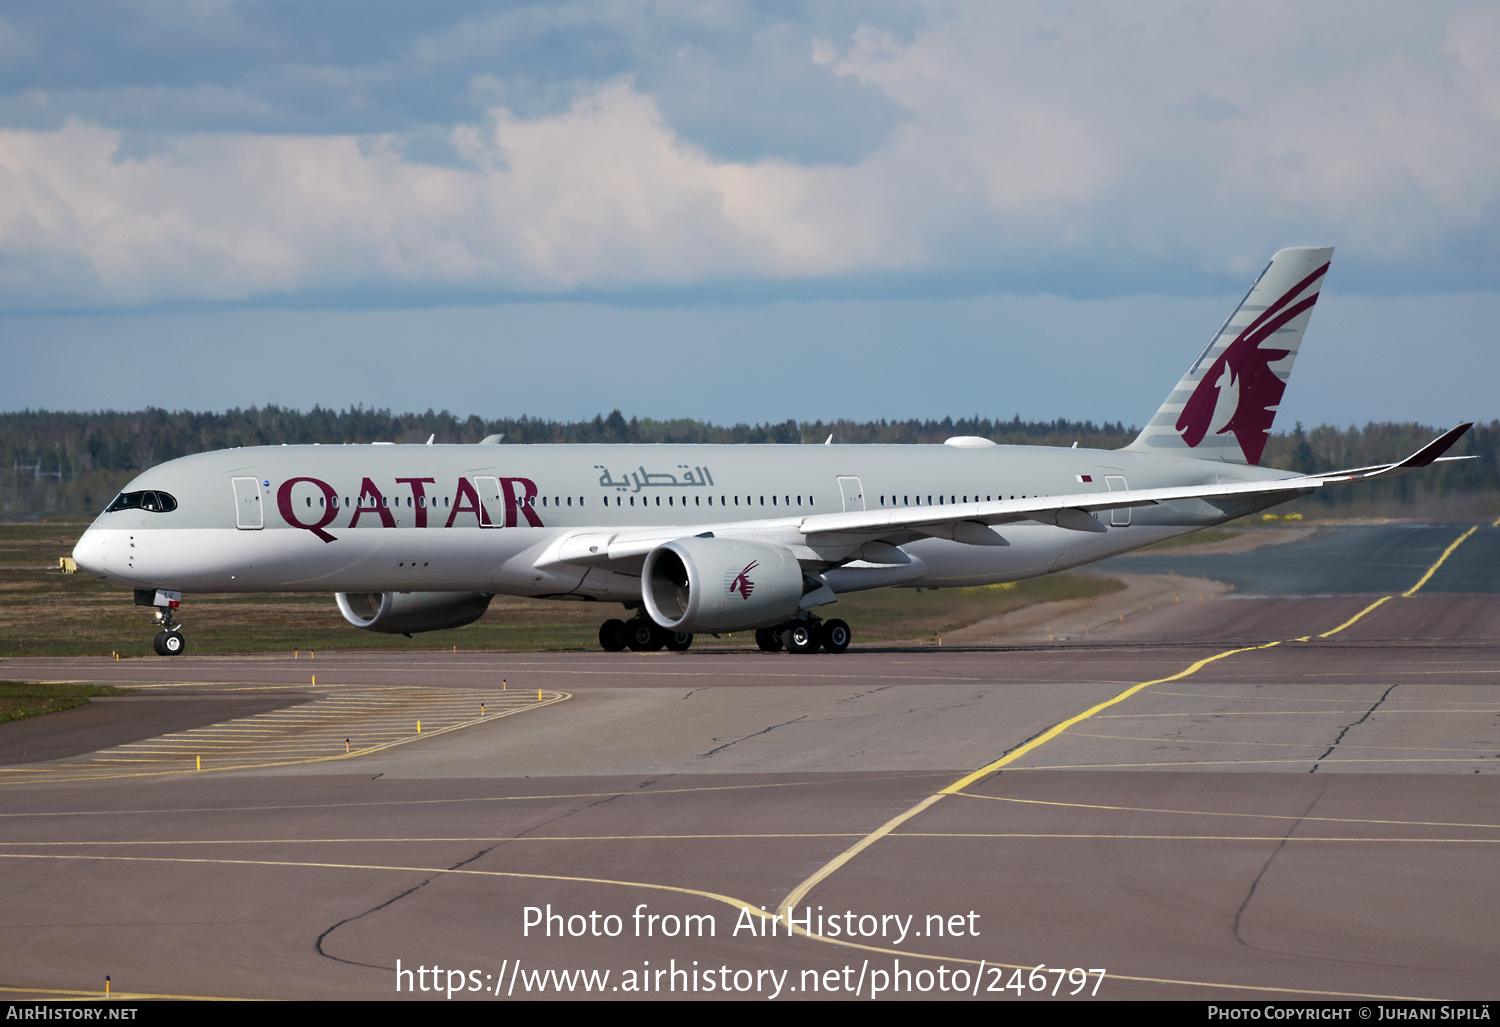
[137,589,186,656]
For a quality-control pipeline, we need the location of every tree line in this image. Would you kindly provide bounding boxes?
[1,407,1493,519]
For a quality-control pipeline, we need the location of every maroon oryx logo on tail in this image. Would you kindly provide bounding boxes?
[728,560,759,600]
[1176,262,1328,466]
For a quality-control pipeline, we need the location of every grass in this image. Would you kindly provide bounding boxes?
[821,574,1126,642]
[0,681,132,723]
[0,522,1128,657]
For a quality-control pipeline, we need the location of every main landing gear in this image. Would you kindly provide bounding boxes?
[596,614,850,654]
[598,618,693,653]
[755,615,850,655]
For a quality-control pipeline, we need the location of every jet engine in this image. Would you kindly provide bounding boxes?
[335,591,493,635]
[642,537,804,633]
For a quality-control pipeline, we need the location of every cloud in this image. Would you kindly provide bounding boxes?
[0,2,1498,309]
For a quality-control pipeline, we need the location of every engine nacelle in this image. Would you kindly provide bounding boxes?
[335,591,493,635]
[642,537,804,633]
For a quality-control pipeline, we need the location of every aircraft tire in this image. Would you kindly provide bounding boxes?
[821,619,851,654]
[626,619,664,652]
[782,622,821,655]
[599,619,629,652]
[664,631,693,652]
[755,627,784,652]
[154,630,185,656]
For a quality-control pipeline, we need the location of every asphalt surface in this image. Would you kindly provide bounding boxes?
[1,522,1498,1002]
[1101,522,1500,594]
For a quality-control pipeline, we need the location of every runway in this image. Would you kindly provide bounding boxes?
[1,522,1497,1001]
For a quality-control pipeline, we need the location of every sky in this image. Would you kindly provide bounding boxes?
[1,1,1497,429]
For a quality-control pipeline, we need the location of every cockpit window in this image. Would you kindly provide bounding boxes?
[106,490,178,514]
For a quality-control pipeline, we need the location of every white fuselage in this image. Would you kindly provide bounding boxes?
[71,440,1293,603]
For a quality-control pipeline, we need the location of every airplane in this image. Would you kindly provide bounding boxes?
[72,246,1471,657]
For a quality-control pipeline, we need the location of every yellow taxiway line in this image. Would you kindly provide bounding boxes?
[777,520,1490,936]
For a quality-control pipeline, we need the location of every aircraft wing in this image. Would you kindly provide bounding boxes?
[794,423,1475,542]
[539,424,1472,568]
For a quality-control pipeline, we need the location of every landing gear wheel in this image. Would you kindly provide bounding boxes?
[664,631,693,652]
[755,627,784,653]
[154,630,185,656]
[782,622,821,654]
[821,619,851,654]
[625,619,664,652]
[599,619,629,652]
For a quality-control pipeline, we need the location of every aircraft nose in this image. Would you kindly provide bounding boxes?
[72,527,109,577]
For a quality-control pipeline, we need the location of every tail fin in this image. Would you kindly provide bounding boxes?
[1127,246,1334,465]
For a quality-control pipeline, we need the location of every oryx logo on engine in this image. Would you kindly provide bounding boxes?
[726,560,758,600]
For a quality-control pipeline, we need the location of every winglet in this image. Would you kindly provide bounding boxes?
[1388,422,1472,470]
[1316,424,1474,484]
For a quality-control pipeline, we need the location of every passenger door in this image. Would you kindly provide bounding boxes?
[474,476,506,528]
[232,477,263,530]
[1105,475,1130,527]
[837,476,865,512]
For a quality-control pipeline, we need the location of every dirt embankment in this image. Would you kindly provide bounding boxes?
[941,572,1231,644]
